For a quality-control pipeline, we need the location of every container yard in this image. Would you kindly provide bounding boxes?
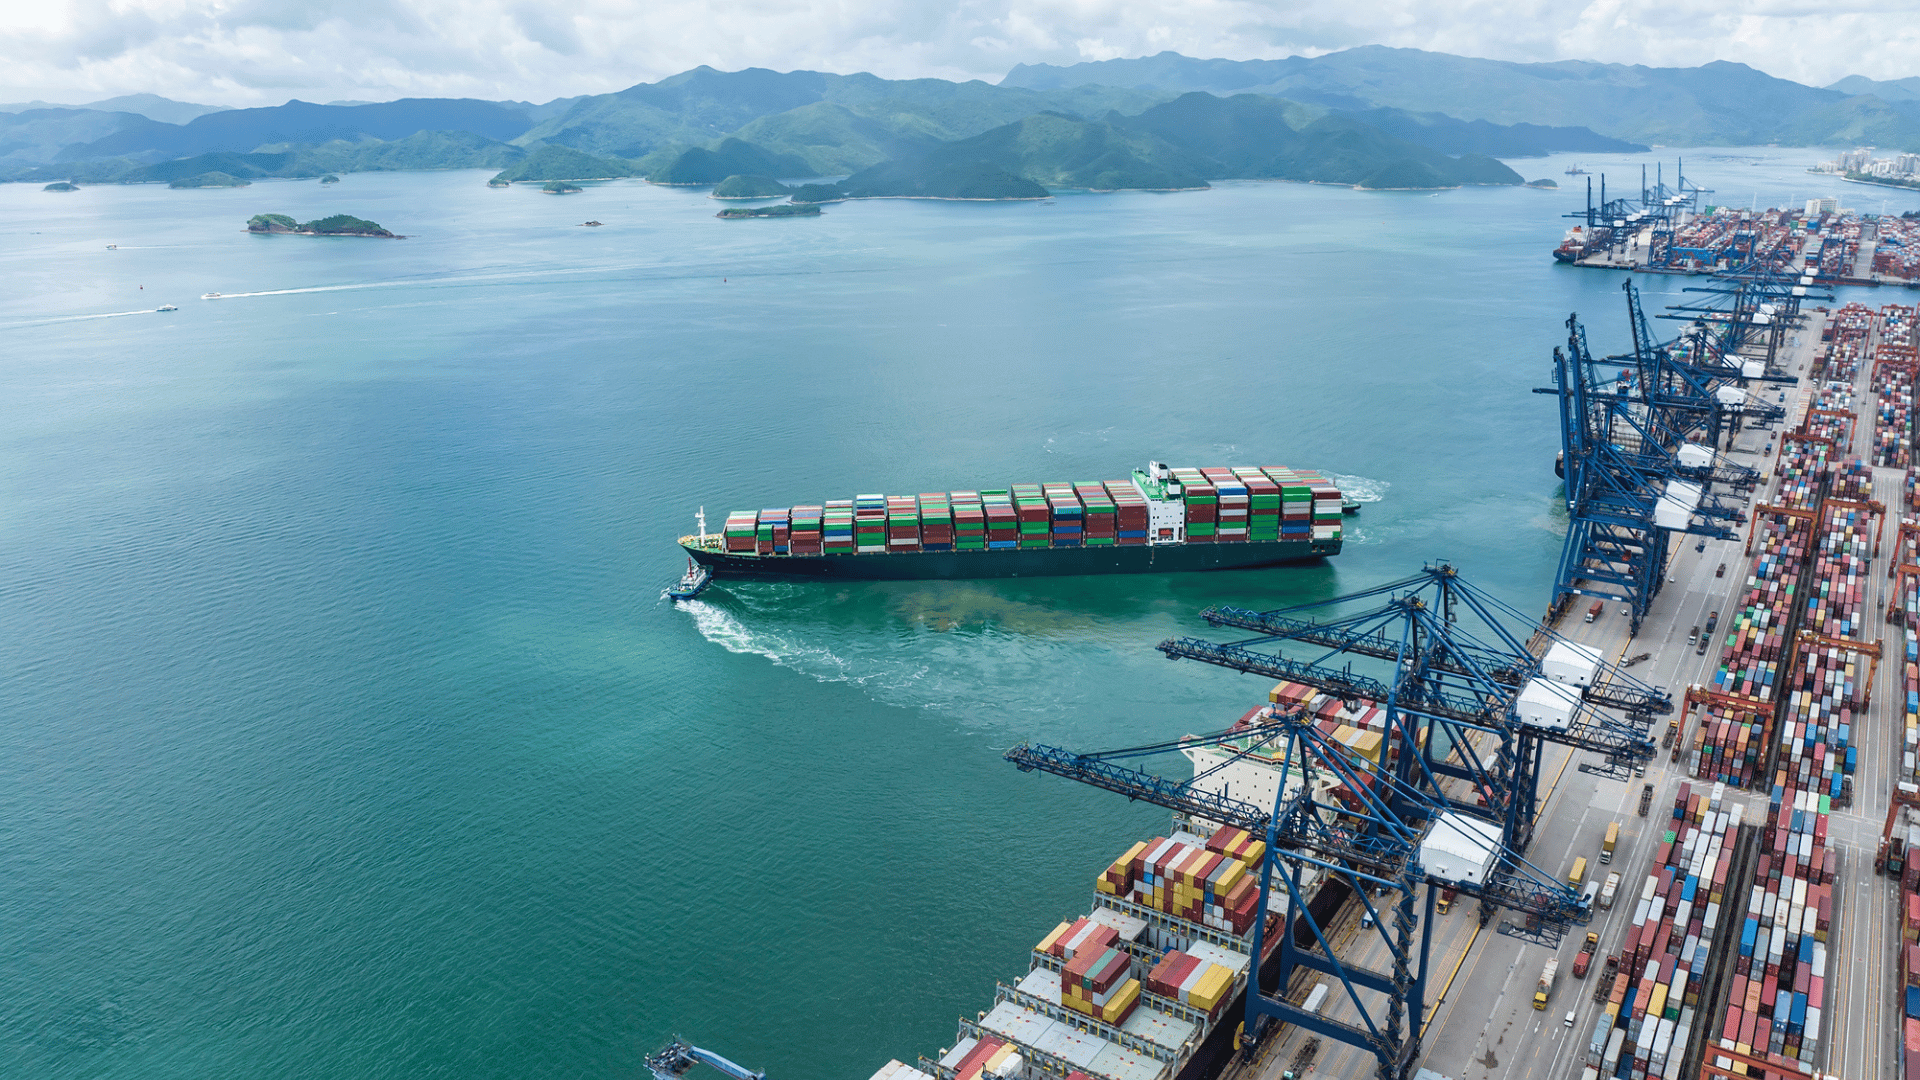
[1554,186,1920,287]
[681,463,1346,581]
[859,298,1920,1080]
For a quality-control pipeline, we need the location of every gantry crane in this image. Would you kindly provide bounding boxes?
[1537,273,1815,633]
[1008,564,1665,1080]
[1161,563,1663,852]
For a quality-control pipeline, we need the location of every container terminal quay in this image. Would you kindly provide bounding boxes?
[1551,160,1920,287]
[803,268,1920,1080]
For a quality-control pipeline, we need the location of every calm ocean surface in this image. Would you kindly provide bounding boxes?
[2,149,1914,1080]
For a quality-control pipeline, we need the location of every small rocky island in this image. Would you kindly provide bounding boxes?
[43,181,77,192]
[247,213,400,238]
[542,181,583,194]
[319,174,341,184]
[716,203,820,219]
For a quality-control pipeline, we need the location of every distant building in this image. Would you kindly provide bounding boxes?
[1838,148,1874,172]
[1806,197,1840,216]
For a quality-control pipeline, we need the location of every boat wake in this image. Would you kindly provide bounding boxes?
[679,599,869,686]
[677,591,1097,719]
[0,308,165,330]
[1332,474,1389,502]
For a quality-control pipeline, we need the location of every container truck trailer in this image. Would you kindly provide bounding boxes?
[1535,958,1560,1009]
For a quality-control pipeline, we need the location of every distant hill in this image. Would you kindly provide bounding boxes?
[64,98,536,160]
[0,108,161,167]
[1828,75,1920,103]
[80,94,232,125]
[1003,47,1920,150]
[19,132,525,184]
[648,138,810,184]
[0,94,229,124]
[489,145,638,183]
[1112,94,1522,187]
[1332,107,1647,157]
[517,66,1175,161]
[781,93,1521,201]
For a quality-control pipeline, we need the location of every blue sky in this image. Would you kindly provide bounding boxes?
[2,0,1914,107]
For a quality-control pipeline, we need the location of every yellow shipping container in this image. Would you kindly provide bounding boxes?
[1098,979,1141,1023]
[1037,922,1071,954]
[1346,729,1383,764]
[1214,859,1246,894]
[985,1046,1016,1075]
[1238,840,1267,869]
[1647,984,1667,1018]
[1188,963,1233,1011]
[1096,877,1117,895]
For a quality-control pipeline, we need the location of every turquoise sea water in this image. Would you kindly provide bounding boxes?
[2,150,1914,1080]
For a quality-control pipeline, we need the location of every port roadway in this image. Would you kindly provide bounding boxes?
[1230,307,1903,1080]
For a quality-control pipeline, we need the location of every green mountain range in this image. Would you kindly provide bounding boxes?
[1003,47,1920,150]
[783,94,1522,201]
[7,49,1915,191]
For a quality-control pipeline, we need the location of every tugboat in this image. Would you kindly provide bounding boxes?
[1564,164,1588,176]
[667,509,715,600]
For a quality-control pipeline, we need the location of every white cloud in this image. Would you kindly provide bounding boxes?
[0,0,1913,107]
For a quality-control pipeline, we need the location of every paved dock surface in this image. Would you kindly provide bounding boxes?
[1232,307,1906,1080]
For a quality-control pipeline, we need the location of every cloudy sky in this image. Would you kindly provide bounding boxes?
[2,0,1915,107]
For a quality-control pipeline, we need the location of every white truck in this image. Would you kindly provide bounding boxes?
[1599,871,1622,909]
[1533,958,1560,1009]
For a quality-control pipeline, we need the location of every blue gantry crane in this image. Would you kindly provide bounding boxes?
[1006,564,1665,1080]
[1537,273,1814,633]
[648,1040,767,1080]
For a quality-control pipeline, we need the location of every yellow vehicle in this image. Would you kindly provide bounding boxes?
[1569,856,1588,887]
[1601,822,1620,864]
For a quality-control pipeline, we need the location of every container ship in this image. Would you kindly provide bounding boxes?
[866,682,1421,1080]
[680,463,1347,582]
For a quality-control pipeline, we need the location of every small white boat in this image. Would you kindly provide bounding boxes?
[201,292,222,299]
[156,304,178,312]
[106,244,118,250]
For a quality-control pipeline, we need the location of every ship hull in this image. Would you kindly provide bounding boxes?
[683,538,1339,581]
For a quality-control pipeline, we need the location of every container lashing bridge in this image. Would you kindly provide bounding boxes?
[1007,564,1667,1080]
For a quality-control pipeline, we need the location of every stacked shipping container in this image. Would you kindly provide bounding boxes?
[1597,783,1739,1080]
[887,809,1276,1080]
[710,467,1341,559]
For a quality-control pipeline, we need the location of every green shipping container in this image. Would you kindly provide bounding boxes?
[1188,522,1216,536]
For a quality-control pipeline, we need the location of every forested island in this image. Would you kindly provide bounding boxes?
[171,171,249,188]
[247,213,399,237]
[716,203,820,218]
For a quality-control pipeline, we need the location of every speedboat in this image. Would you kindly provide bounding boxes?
[156,304,178,312]
[201,292,222,299]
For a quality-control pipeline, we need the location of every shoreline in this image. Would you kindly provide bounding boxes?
[1839,175,1920,193]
